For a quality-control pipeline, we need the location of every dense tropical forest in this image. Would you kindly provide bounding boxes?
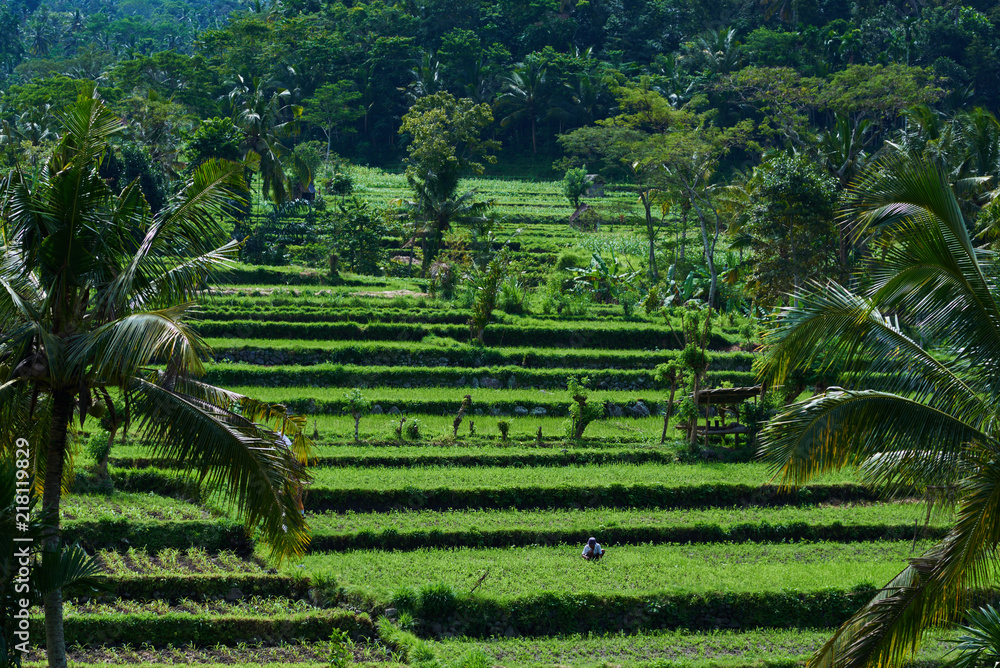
[2,0,1000,301]
[7,1,1000,668]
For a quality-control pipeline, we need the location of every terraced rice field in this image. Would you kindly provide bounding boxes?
[47,179,957,667]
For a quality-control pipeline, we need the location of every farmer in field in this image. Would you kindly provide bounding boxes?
[581,537,604,561]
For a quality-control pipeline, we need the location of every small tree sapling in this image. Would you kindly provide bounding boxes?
[343,389,371,441]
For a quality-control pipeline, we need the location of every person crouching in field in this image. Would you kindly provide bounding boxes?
[582,537,604,561]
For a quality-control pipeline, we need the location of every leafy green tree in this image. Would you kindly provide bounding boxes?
[0,97,312,668]
[302,81,364,161]
[560,84,750,296]
[743,154,838,306]
[342,389,371,442]
[0,5,24,75]
[398,92,499,274]
[331,198,387,275]
[186,117,243,168]
[437,28,485,96]
[757,154,1000,668]
[557,84,675,281]
[98,140,170,214]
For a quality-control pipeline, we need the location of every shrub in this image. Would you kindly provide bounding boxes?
[286,242,333,268]
[428,261,459,300]
[405,419,422,440]
[84,430,113,479]
[467,247,512,344]
[498,274,529,314]
[328,627,352,668]
[311,572,345,609]
[324,171,354,199]
[563,167,590,209]
[497,420,510,441]
[554,251,587,272]
[566,377,602,439]
[53,609,373,647]
[332,197,387,275]
[376,617,439,665]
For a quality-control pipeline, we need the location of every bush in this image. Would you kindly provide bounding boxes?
[418,582,459,619]
[376,617,439,666]
[309,520,942,552]
[200,361,756,393]
[286,243,333,268]
[562,167,590,209]
[195,319,741,350]
[331,197,387,275]
[555,251,587,272]
[100,573,308,603]
[328,627,352,668]
[566,377,602,439]
[61,519,252,554]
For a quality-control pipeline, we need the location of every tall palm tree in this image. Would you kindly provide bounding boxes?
[224,75,304,205]
[756,153,1000,668]
[0,95,312,668]
[406,50,443,104]
[497,62,547,154]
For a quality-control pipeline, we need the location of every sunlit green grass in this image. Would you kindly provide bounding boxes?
[307,503,949,536]
[307,462,858,491]
[285,541,928,599]
[60,493,221,522]
[430,628,955,667]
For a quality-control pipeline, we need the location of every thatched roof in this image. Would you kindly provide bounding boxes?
[694,385,763,406]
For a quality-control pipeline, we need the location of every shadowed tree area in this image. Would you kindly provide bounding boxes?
[0,94,312,668]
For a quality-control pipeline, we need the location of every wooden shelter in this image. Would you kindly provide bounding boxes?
[692,385,764,448]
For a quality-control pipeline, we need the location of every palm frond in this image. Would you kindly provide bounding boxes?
[758,390,989,492]
[102,160,245,313]
[172,376,315,464]
[72,305,209,386]
[129,377,310,560]
[756,281,988,425]
[811,448,1000,668]
[34,544,111,602]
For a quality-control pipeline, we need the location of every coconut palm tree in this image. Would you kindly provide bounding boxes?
[0,95,312,668]
[224,75,304,205]
[756,152,1000,668]
[497,61,547,154]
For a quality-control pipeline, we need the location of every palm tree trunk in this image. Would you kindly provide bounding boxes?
[42,390,73,668]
